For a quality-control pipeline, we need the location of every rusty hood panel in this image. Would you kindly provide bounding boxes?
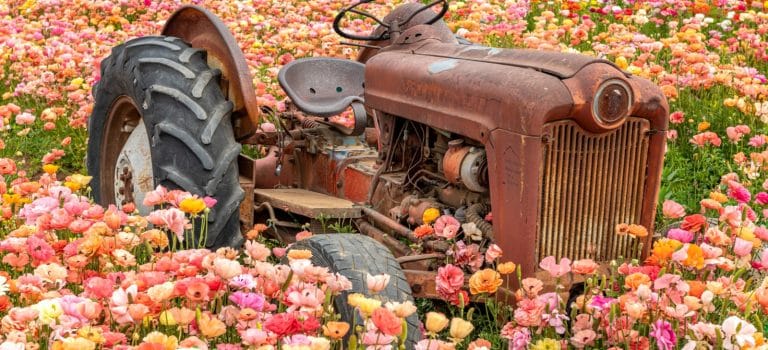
[364,46,575,139]
[411,43,620,79]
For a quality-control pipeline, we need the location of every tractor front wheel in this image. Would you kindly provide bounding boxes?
[87,36,244,247]
[291,234,421,348]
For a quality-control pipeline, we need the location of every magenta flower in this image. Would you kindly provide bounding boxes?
[667,228,693,243]
[650,320,677,350]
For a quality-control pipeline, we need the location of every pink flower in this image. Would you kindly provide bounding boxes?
[727,182,751,203]
[143,185,168,207]
[690,131,722,147]
[571,329,597,348]
[733,237,753,257]
[147,208,187,238]
[726,125,751,142]
[749,135,767,147]
[203,196,217,208]
[539,256,571,278]
[756,192,768,205]
[662,200,686,219]
[436,264,464,302]
[434,215,460,238]
[650,320,677,350]
[228,292,265,310]
[366,273,390,294]
[669,111,684,124]
[667,228,693,243]
[501,324,531,350]
[667,129,678,140]
[513,298,544,327]
[84,277,114,299]
[449,241,483,271]
[484,243,502,263]
[15,112,35,125]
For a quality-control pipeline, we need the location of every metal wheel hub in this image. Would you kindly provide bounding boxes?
[114,119,154,214]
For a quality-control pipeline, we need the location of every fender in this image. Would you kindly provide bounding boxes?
[162,5,261,130]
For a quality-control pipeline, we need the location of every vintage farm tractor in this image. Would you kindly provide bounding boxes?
[87,0,668,345]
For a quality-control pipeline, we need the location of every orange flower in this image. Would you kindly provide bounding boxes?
[287,249,312,260]
[572,259,599,275]
[198,313,226,339]
[624,272,651,290]
[414,224,434,238]
[497,262,516,275]
[468,339,493,350]
[468,268,503,295]
[628,224,649,238]
[681,214,707,233]
[682,244,705,269]
[709,191,728,203]
[142,332,178,350]
[687,280,706,298]
[323,321,350,339]
[646,238,683,266]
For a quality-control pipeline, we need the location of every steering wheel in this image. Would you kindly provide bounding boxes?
[333,0,449,41]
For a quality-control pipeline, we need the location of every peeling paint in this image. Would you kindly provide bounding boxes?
[428,59,458,74]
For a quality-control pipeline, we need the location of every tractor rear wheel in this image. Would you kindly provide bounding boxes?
[87,36,244,247]
[291,234,421,348]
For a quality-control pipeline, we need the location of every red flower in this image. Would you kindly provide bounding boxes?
[299,313,321,333]
[264,312,301,337]
[372,308,402,337]
[680,214,707,233]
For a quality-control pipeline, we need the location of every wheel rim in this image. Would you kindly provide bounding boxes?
[100,96,154,214]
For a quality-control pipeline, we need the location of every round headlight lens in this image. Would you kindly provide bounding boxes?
[593,79,632,125]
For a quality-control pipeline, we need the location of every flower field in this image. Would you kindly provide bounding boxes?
[1,0,768,349]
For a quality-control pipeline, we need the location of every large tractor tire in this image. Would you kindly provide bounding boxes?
[87,36,244,247]
[291,234,421,348]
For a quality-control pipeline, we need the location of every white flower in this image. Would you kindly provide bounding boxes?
[721,316,757,349]
[0,276,9,296]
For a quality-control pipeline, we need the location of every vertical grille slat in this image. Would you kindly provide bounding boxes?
[537,118,650,262]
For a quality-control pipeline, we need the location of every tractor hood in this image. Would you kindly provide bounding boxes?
[363,38,656,140]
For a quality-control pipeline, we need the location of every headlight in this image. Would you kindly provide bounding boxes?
[593,79,632,125]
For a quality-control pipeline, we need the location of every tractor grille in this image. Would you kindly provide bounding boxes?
[537,118,650,262]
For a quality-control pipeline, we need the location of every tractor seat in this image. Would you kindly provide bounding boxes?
[278,57,365,118]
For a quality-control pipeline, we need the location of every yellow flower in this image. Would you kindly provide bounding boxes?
[60,337,96,350]
[449,317,474,341]
[179,197,206,215]
[64,181,82,191]
[159,310,176,326]
[35,299,63,324]
[497,262,517,275]
[682,244,705,270]
[77,326,105,344]
[697,121,710,132]
[356,297,381,318]
[425,312,449,334]
[422,208,440,225]
[42,164,59,174]
[531,338,561,350]
[68,174,93,187]
[287,249,312,260]
[142,332,178,350]
[615,56,628,70]
[709,191,728,203]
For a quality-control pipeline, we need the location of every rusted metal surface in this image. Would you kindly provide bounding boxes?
[162,6,261,127]
[537,119,649,261]
[99,96,142,209]
[442,139,470,184]
[113,117,155,213]
[360,206,419,241]
[238,176,254,228]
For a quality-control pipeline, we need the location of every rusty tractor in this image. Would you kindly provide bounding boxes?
[87,0,668,346]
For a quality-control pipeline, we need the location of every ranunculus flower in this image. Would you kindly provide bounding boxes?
[539,256,571,278]
[468,268,503,295]
[424,312,449,334]
[371,307,402,337]
[662,200,686,219]
[571,259,598,274]
[667,228,693,243]
[366,273,390,294]
[449,317,474,341]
